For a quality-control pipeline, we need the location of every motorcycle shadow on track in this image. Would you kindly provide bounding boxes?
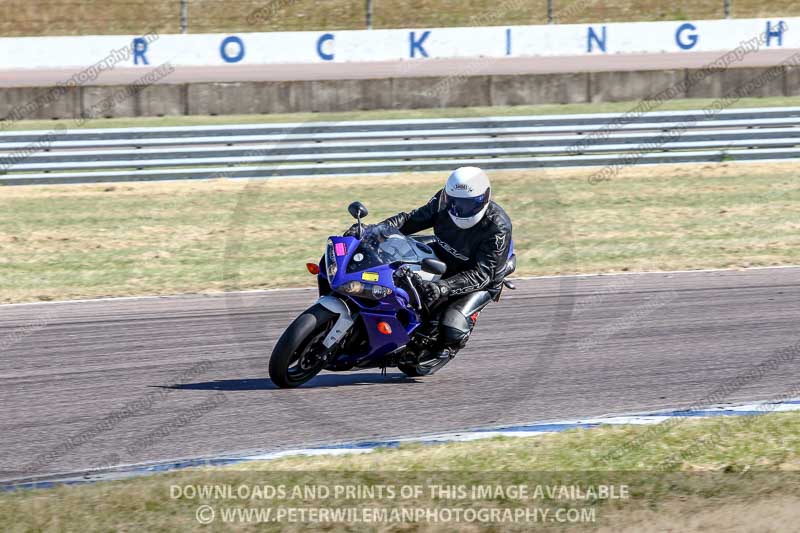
[158,372,421,391]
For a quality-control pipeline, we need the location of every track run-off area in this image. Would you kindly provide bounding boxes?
[1,266,798,484]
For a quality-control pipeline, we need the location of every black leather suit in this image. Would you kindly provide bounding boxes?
[381,190,513,349]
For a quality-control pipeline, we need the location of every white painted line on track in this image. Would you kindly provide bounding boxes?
[5,397,799,490]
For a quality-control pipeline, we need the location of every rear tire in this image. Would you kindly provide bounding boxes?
[397,363,433,377]
[398,350,454,377]
[269,304,337,388]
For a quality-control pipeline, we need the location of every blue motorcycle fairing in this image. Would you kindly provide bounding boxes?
[351,312,411,365]
[316,225,514,369]
[315,229,428,367]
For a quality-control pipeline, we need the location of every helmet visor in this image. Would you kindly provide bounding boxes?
[442,188,490,218]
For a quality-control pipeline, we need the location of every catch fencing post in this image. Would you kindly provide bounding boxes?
[180,0,188,33]
[547,0,554,23]
[366,0,373,29]
[724,0,731,18]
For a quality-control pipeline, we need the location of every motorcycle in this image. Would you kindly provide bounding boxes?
[268,201,516,388]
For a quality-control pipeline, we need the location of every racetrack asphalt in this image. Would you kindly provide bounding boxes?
[2,49,799,87]
[1,266,798,483]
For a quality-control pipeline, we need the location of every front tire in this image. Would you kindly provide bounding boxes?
[269,304,337,388]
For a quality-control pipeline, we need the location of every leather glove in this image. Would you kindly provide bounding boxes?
[421,279,450,307]
[343,223,373,237]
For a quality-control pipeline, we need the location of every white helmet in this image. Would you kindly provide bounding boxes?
[439,166,491,229]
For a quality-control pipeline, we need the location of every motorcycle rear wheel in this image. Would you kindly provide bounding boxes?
[269,304,337,388]
[397,363,433,377]
[397,352,451,377]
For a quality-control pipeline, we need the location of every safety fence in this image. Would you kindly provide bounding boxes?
[1,106,799,185]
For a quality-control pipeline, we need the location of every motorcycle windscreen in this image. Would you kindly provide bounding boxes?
[346,225,430,273]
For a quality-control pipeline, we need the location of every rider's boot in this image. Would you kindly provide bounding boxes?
[433,347,457,361]
[418,345,457,363]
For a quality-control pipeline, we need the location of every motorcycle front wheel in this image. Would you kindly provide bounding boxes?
[268,304,337,388]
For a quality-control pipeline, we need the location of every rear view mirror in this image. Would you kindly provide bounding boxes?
[421,258,447,276]
[348,201,368,220]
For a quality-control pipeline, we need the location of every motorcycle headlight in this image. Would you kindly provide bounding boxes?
[370,284,393,299]
[341,280,363,294]
[339,281,393,300]
[325,239,338,278]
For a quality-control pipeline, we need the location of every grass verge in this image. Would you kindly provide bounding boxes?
[5,95,800,131]
[3,0,799,36]
[2,161,799,304]
[1,411,799,531]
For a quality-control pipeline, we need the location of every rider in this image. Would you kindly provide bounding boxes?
[373,166,513,364]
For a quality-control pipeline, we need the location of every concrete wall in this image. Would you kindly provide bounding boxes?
[1,65,798,122]
[787,66,800,96]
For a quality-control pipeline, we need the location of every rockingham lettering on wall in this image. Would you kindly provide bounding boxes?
[0,18,795,70]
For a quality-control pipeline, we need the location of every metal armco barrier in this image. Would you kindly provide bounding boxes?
[2,106,800,185]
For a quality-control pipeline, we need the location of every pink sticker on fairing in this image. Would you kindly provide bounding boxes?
[334,242,347,256]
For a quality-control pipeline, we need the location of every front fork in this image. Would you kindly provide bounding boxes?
[316,295,355,349]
